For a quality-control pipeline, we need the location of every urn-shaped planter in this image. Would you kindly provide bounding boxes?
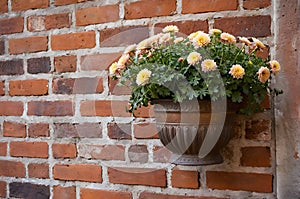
[153,99,236,166]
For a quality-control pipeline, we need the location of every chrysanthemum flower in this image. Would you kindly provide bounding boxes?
[201,59,217,72]
[269,60,281,75]
[174,37,184,43]
[124,44,137,54]
[109,62,118,75]
[229,64,245,79]
[117,54,130,69]
[188,31,199,40]
[209,28,222,35]
[257,67,270,83]
[238,37,252,46]
[193,32,211,47]
[187,52,202,65]
[136,69,152,86]
[252,37,266,49]
[220,32,236,43]
[162,25,179,33]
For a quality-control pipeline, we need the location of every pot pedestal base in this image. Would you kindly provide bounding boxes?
[170,153,223,166]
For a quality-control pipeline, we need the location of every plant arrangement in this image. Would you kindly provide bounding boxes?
[109,25,282,115]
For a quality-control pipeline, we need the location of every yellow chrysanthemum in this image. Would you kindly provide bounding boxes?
[193,32,210,47]
[162,25,179,33]
[269,60,281,75]
[187,52,202,65]
[109,62,118,75]
[252,37,266,49]
[257,67,270,83]
[209,28,222,35]
[220,32,236,43]
[188,31,199,40]
[229,64,245,79]
[201,59,217,72]
[136,69,152,86]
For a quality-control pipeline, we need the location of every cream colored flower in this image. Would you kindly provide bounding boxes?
[124,44,137,54]
[187,52,202,65]
[109,62,118,75]
[193,32,210,47]
[252,37,266,49]
[201,59,217,72]
[117,54,130,69]
[238,37,252,46]
[188,31,199,40]
[209,28,222,35]
[162,25,179,33]
[257,67,270,83]
[229,64,245,79]
[159,33,172,44]
[174,37,184,43]
[136,69,152,86]
[220,32,236,43]
[269,60,281,75]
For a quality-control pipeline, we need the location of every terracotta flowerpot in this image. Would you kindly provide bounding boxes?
[153,99,236,166]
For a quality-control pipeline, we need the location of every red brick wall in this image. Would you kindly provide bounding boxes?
[0,0,275,198]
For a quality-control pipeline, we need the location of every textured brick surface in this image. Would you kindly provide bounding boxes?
[28,100,74,116]
[0,59,24,75]
[52,143,77,158]
[3,121,26,137]
[10,142,49,158]
[241,146,271,167]
[9,79,48,96]
[80,188,132,199]
[0,101,23,116]
[28,163,49,179]
[27,57,51,74]
[171,169,199,189]
[0,160,25,177]
[53,186,76,199]
[54,55,77,73]
[9,36,48,54]
[11,0,49,11]
[182,0,238,14]
[28,123,50,137]
[0,17,24,35]
[54,123,102,138]
[9,182,50,199]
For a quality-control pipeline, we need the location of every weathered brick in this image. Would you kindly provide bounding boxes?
[0,17,24,35]
[0,81,4,95]
[54,55,77,73]
[10,141,48,158]
[0,160,25,177]
[109,77,132,95]
[28,163,49,179]
[171,169,199,189]
[52,143,77,158]
[0,181,6,198]
[182,0,238,14]
[153,146,171,163]
[107,123,132,139]
[155,20,209,35]
[53,186,76,199]
[9,36,48,54]
[139,192,226,199]
[80,52,122,71]
[128,145,148,163]
[53,164,102,182]
[243,0,271,9]
[0,142,7,156]
[45,13,71,30]
[76,5,119,26]
[54,123,102,138]
[11,0,49,11]
[28,100,74,116]
[51,31,95,50]
[80,100,130,117]
[0,59,24,75]
[80,188,132,199]
[9,79,48,96]
[0,101,23,116]
[28,123,50,137]
[27,57,51,74]
[3,121,26,137]
[214,15,271,37]
[27,16,45,32]
[134,123,159,139]
[133,105,154,118]
[53,77,103,94]
[241,146,271,167]
[9,182,50,199]
[78,144,125,160]
[100,26,149,47]
[0,40,4,55]
[0,0,8,14]
[245,119,271,140]
[124,0,176,19]
[54,0,77,6]
[206,171,273,193]
[108,167,167,187]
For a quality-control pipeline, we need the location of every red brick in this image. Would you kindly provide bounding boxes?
[155,20,209,35]
[80,100,130,117]
[0,0,8,14]
[206,171,273,193]
[76,5,119,26]
[45,13,71,30]
[54,123,102,138]
[27,57,51,74]
[0,101,23,116]
[51,31,95,50]
[3,121,26,137]
[80,52,122,71]
[52,143,77,158]
[11,0,49,11]
[0,142,7,156]
[107,123,132,139]
[171,169,199,189]
[53,186,76,199]
[54,55,77,73]
[77,144,125,160]
[243,0,271,9]
[124,0,176,19]
[128,145,148,163]
[108,167,166,187]
[0,160,25,177]
[28,123,49,137]
[9,79,48,96]
[109,77,132,95]
[0,17,24,35]
[241,146,271,167]
[245,119,271,140]
[27,16,45,32]
[134,123,159,139]
[53,164,102,182]
[0,59,24,75]
[139,192,226,199]
[28,100,74,116]
[100,26,149,47]
[133,105,154,118]
[9,36,48,54]
[28,163,49,179]
[10,142,48,158]
[214,15,271,37]
[54,0,77,6]
[80,188,132,199]
[0,181,6,198]
[182,0,238,14]
[153,146,171,163]
[0,81,4,96]
[52,77,103,94]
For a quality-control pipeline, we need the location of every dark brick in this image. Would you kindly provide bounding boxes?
[54,123,102,138]
[128,145,148,163]
[0,59,24,75]
[107,123,132,139]
[9,182,50,199]
[27,57,51,74]
[0,17,24,35]
[27,100,74,116]
[0,40,4,55]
